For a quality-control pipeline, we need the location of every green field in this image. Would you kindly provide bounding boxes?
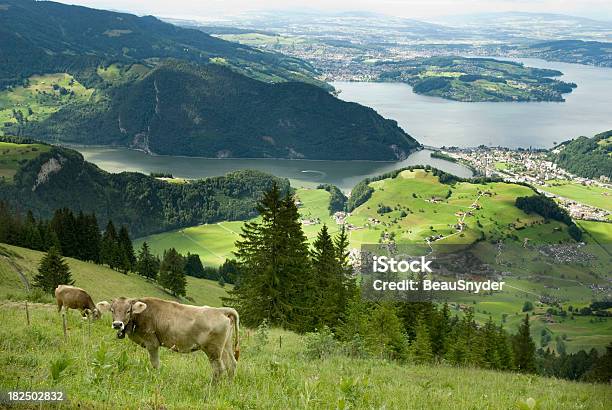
[542,180,612,212]
[0,244,227,307]
[345,169,570,245]
[135,188,339,265]
[133,170,611,353]
[0,141,50,181]
[0,73,94,135]
[0,302,610,409]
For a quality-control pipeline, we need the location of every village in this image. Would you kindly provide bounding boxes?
[439,146,611,222]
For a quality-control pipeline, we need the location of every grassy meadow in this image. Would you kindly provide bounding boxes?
[0,73,94,135]
[134,170,611,354]
[0,244,228,307]
[135,188,339,266]
[0,141,51,181]
[542,180,612,212]
[1,302,611,409]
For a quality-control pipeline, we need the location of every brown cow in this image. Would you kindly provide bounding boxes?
[97,297,240,381]
[54,285,104,320]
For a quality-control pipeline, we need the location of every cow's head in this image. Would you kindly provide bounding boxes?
[98,298,147,339]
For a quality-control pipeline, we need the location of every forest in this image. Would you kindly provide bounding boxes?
[0,137,290,236]
[550,130,612,179]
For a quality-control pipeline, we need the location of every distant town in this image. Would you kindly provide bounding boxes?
[440,146,611,222]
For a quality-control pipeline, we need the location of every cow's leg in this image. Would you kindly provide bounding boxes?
[222,332,237,378]
[56,300,63,313]
[204,347,225,382]
[147,346,160,369]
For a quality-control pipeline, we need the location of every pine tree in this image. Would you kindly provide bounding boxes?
[224,184,313,332]
[410,315,433,364]
[34,246,73,293]
[334,225,355,321]
[85,213,102,263]
[50,208,79,258]
[117,226,135,274]
[184,253,205,278]
[311,224,340,329]
[158,248,187,297]
[513,313,536,373]
[481,317,502,369]
[101,221,119,269]
[430,302,450,358]
[365,302,407,360]
[136,242,159,280]
[22,211,43,251]
[496,325,515,370]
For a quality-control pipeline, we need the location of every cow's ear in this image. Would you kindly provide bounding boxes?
[132,301,147,314]
[96,301,111,313]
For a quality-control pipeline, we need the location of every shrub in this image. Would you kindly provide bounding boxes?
[304,326,339,359]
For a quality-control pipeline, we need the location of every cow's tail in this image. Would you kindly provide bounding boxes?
[222,308,240,361]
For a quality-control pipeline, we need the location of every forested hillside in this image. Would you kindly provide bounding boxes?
[550,130,612,179]
[0,137,289,236]
[0,0,323,88]
[0,0,420,160]
[20,62,419,160]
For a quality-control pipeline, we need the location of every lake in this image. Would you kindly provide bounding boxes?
[75,146,472,192]
[76,57,610,189]
[333,58,612,148]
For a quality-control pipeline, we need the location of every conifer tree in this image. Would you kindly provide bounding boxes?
[184,253,205,278]
[430,302,450,358]
[34,246,73,293]
[117,225,135,273]
[101,221,119,269]
[225,184,312,331]
[311,224,340,328]
[22,211,43,251]
[481,317,502,369]
[51,208,78,258]
[496,325,515,370]
[365,302,407,360]
[136,242,159,280]
[513,313,536,373]
[410,315,433,363]
[158,248,186,297]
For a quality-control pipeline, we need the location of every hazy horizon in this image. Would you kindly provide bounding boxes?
[53,1,612,23]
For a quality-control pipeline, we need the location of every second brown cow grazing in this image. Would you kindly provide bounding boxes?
[97,297,240,381]
[54,285,104,320]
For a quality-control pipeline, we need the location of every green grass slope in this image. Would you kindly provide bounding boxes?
[0,304,610,409]
[0,243,228,307]
[136,187,338,266]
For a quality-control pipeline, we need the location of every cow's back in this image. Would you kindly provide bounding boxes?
[133,298,231,353]
[55,285,94,310]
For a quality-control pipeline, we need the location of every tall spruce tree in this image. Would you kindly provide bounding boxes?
[158,248,187,297]
[117,226,135,274]
[410,315,434,363]
[184,253,205,278]
[225,184,313,332]
[34,246,73,293]
[311,224,341,329]
[513,314,537,373]
[101,221,119,269]
[136,242,159,280]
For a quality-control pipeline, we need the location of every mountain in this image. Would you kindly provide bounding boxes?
[0,137,290,236]
[0,0,418,160]
[524,40,612,67]
[0,0,324,88]
[18,61,418,160]
[550,130,612,179]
